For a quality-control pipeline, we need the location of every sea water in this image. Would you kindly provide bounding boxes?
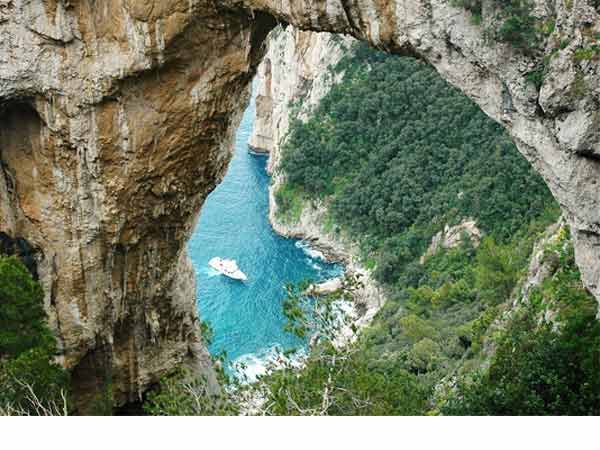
[188,93,342,378]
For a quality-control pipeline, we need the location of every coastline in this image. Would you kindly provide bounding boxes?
[236,169,387,414]
[267,171,387,335]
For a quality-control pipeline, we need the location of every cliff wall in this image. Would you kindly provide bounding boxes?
[249,26,352,173]
[0,0,275,409]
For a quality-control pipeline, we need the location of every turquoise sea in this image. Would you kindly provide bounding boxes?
[188,94,341,377]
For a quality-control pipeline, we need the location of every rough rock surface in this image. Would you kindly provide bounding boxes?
[0,0,275,409]
[421,220,482,263]
[1,0,599,406]
[249,26,353,173]
[306,277,344,296]
[518,219,565,306]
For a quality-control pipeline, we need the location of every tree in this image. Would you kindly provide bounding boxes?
[443,240,600,415]
[252,279,428,415]
[0,256,53,357]
[0,256,70,415]
[474,238,521,305]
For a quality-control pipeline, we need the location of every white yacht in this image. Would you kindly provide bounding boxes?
[209,257,248,281]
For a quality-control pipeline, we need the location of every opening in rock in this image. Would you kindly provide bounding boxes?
[184,28,560,390]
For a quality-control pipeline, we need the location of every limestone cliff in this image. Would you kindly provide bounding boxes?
[0,0,276,409]
[249,26,353,173]
[421,220,482,264]
[1,0,599,408]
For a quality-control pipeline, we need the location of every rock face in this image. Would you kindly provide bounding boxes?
[421,220,482,263]
[249,26,353,172]
[519,220,565,307]
[1,0,600,407]
[306,277,344,297]
[0,0,275,409]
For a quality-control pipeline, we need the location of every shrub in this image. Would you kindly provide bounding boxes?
[443,240,600,415]
[0,256,70,415]
[455,0,543,53]
[274,183,305,224]
[0,257,54,357]
[143,368,238,416]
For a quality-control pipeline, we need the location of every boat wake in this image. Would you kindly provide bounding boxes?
[199,266,222,278]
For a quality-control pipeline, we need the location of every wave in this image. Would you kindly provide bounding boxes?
[306,258,324,271]
[295,240,326,261]
[231,346,307,383]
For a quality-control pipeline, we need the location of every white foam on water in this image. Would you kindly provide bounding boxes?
[201,266,222,278]
[231,346,307,383]
[306,258,323,271]
[295,240,326,261]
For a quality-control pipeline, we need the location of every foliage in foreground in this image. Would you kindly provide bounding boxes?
[143,367,239,416]
[253,225,600,416]
[143,322,238,416]
[443,233,600,415]
[257,282,428,415]
[262,341,428,415]
[0,256,70,415]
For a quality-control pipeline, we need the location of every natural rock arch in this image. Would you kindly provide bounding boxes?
[0,0,598,407]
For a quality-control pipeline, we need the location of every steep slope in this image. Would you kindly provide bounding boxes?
[249,27,353,173]
[254,41,579,415]
[441,222,600,415]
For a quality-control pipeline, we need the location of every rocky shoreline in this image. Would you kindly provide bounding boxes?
[267,172,386,335]
[246,25,386,337]
[237,175,387,413]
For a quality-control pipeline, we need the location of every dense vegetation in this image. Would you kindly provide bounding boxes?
[0,256,70,415]
[443,230,600,415]
[253,281,430,415]
[252,224,600,415]
[280,44,556,286]
[252,218,560,415]
[268,43,600,415]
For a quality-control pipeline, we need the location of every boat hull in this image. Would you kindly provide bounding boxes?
[209,258,248,281]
